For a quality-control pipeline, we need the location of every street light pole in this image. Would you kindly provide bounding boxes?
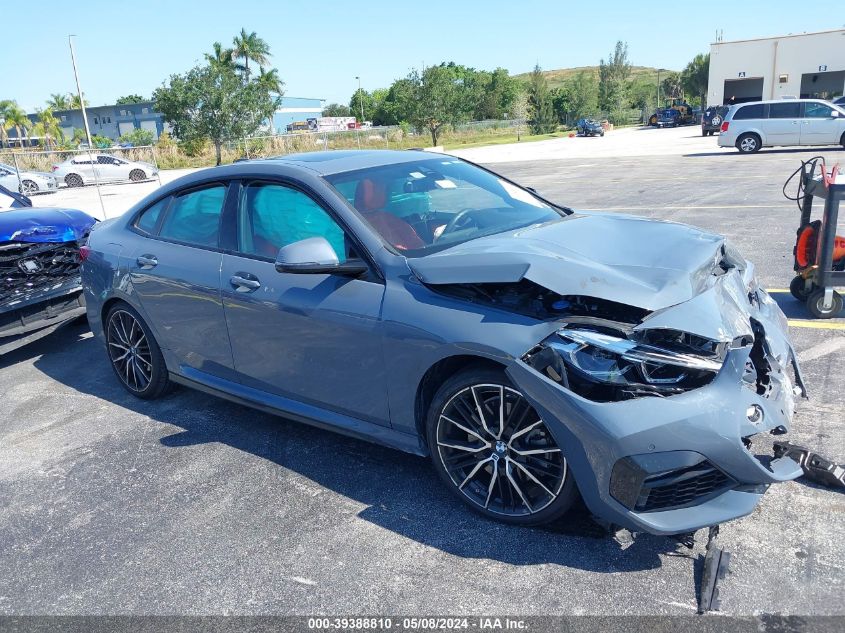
[68,35,94,151]
[355,76,365,123]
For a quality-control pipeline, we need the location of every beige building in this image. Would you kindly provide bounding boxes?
[709,29,845,105]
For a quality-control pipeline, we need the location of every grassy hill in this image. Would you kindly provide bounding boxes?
[512,65,676,90]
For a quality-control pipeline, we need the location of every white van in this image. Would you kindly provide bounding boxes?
[718,99,845,153]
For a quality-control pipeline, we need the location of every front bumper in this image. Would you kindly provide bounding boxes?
[0,282,85,354]
[507,289,804,535]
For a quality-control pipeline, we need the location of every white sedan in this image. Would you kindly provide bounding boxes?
[52,154,158,187]
[0,163,57,195]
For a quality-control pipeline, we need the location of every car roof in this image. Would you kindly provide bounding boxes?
[257,150,440,176]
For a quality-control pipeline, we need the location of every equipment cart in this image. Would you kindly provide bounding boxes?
[789,161,845,318]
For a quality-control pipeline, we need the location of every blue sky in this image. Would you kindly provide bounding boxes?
[1,0,840,112]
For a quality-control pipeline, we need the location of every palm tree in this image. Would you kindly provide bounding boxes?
[33,108,63,150]
[232,29,270,79]
[2,102,31,147]
[69,93,88,109]
[204,41,236,70]
[0,100,14,148]
[46,93,71,110]
[256,66,284,95]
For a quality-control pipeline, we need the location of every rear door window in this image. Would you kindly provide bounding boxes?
[158,185,227,248]
[734,104,766,120]
[134,197,170,234]
[769,102,800,118]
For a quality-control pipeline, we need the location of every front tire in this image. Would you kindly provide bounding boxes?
[105,303,171,399]
[736,133,761,153]
[426,367,578,526]
[65,173,83,187]
[807,289,843,319]
[129,169,147,182]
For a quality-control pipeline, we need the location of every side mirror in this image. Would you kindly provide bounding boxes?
[274,236,368,276]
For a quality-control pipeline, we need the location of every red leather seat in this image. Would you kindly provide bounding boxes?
[354,179,424,251]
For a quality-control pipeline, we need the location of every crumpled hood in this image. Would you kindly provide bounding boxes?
[0,207,97,243]
[407,212,776,344]
[409,213,727,312]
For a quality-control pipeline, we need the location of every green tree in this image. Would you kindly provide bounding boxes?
[407,65,470,146]
[69,94,88,109]
[349,88,378,122]
[375,79,415,126]
[256,66,284,94]
[232,28,271,80]
[527,64,556,134]
[1,101,32,147]
[681,53,710,106]
[323,103,352,117]
[118,127,155,146]
[46,93,71,110]
[153,63,280,165]
[32,108,63,149]
[115,94,147,105]
[204,42,236,71]
[661,71,683,99]
[598,41,632,112]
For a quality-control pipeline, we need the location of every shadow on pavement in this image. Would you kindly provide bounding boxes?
[27,322,693,574]
[768,289,845,320]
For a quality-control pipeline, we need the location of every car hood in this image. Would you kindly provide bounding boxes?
[0,207,98,243]
[407,213,765,342]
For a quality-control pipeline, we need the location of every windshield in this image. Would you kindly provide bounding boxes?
[324,157,565,256]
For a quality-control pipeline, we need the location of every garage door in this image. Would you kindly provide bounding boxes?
[723,78,763,104]
[118,122,135,136]
[140,120,158,140]
[801,71,845,100]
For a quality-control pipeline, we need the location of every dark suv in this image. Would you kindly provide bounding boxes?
[702,105,729,136]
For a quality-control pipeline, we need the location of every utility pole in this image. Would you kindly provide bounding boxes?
[68,35,94,151]
[68,34,105,218]
[355,76,365,123]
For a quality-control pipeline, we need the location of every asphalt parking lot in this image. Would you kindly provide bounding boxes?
[2,127,844,616]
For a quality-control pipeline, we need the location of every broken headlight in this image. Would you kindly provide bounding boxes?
[524,327,726,402]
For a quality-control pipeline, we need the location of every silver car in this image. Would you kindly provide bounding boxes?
[718,99,845,153]
[0,163,57,195]
[52,154,158,187]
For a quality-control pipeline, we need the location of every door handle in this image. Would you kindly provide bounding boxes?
[230,274,261,292]
[136,254,158,268]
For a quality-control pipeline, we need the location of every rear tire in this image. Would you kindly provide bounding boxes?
[65,173,83,187]
[736,133,761,154]
[105,302,171,399]
[426,366,578,527]
[129,169,146,182]
[840,132,845,149]
[807,289,843,319]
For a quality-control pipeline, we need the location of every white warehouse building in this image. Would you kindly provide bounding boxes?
[708,29,845,105]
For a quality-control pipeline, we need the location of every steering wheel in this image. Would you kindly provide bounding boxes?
[439,208,478,238]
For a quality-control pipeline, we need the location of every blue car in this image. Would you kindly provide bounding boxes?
[0,184,97,354]
[82,151,805,535]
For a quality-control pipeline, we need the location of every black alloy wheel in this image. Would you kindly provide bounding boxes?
[428,369,577,525]
[106,304,170,398]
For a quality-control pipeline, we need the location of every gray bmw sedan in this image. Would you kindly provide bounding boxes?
[82,150,805,535]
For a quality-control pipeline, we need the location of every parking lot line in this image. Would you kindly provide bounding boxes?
[786,319,845,330]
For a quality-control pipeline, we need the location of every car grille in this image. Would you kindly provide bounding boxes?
[0,241,82,306]
[635,462,734,512]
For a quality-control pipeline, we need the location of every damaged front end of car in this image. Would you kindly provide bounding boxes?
[411,216,806,535]
[0,207,97,354]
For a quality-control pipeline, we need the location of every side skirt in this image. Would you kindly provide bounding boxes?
[169,367,427,457]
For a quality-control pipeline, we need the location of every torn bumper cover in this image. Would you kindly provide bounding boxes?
[509,269,805,536]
